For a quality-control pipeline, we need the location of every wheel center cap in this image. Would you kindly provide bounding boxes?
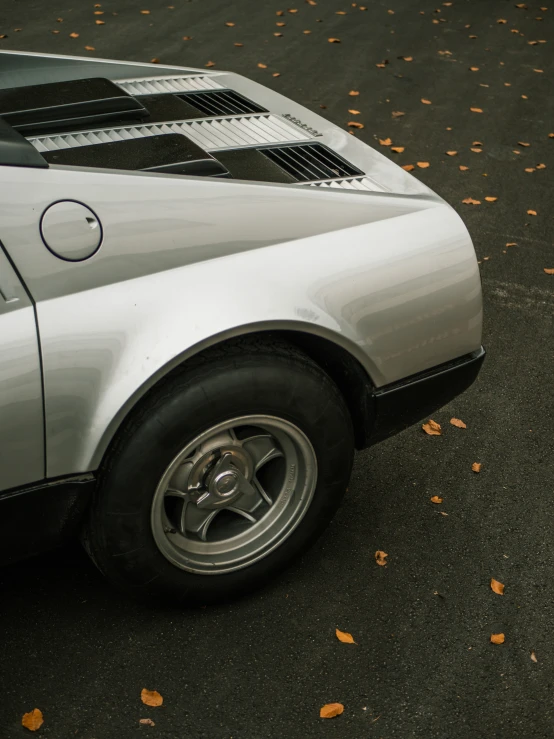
[214,471,239,497]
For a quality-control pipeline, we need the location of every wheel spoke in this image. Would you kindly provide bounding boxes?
[168,460,194,493]
[227,507,257,524]
[180,501,219,541]
[252,475,272,506]
[242,434,283,471]
[233,476,265,514]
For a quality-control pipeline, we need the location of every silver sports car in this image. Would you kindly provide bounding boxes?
[0,50,484,603]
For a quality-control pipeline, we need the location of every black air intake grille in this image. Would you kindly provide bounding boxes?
[259,143,363,182]
[179,90,268,116]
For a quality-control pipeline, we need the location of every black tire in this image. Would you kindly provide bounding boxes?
[84,338,354,604]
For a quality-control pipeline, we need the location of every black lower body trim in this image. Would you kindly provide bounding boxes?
[369,347,485,444]
[0,474,95,566]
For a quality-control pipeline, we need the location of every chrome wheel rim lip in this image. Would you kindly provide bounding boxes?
[150,415,318,575]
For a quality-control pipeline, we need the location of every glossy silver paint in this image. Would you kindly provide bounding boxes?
[0,50,482,486]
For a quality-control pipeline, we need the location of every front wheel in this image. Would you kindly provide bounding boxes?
[84,340,354,604]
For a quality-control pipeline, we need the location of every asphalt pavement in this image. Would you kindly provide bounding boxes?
[1,0,553,737]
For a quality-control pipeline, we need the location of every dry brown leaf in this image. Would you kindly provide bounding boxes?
[459,165,469,171]
[69,32,79,37]
[430,495,443,504]
[150,58,160,63]
[348,90,359,96]
[375,550,388,566]
[140,9,151,14]
[141,689,163,707]
[391,146,405,153]
[348,109,360,114]
[536,163,546,169]
[446,150,458,156]
[450,417,467,428]
[276,9,285,15]
[379,137,392,146]
[421,98,432,104]
[469,66,479,71]
[22,709,44,732]
[392,110,405,117]
[544,268,554,275]
[485,196,498,202]
[490,633,505,645]
[140,718,156,726]
[84,45,95,50]
[470,107,483,113]
[472,462,482,472]
[328,37,341,42]
[491,578,505,595]
[470,147,483,153]
[257,62,267,68]
[531,652,538,663]
[417,161,430,169]
[95,19,105,25]
[336,628,356,644]
[527,209,537,216]
[272,72,281,77]
[402,164,415,171]
[348,121,364,128]
[422,419,441,435]
[320,703,344,719]
[205,61,215,67]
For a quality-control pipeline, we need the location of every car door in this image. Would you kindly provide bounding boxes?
[0,245,44,490]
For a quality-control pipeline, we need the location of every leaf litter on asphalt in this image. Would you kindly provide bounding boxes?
[22,709,44,732]
[320,703,344,718]
[336,628,356,644]
[141,689,163,707]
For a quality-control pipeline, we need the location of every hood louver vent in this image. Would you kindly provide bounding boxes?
[179,90,267,117]
[259,143,363,182]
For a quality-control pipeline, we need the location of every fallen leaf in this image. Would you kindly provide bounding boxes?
[391,146,405,153]
[421,98,432,104]
[490,633,505,645]
[303,29,311,33]
[336,628,356,644]
[515,2,527,7]
[402,164,415,171]
[140,9,151,14]
[485,196,498,202]
[470,66,479,71]
[392,110,405,117]
[422,419,441,435]
[430,495,443,504]
[348,109,361,114]
[22,709,44,732]
[257,62,267,68]
[533,68,544,73]
[491,578,505,595]
[522,95,528,99]
[450,417,467,428]
[150,58,160,64]
[276,21,286,26]
[276,9,285,15]
[469,34,477,38]
[527,209,537,216]
[225,21,235,26]
[459,165,469,171]
[531,652,538,663]
[472,462,482,472]
[274,32,283,36]
[379,137,392,146]
[401,56,413,61]
[140,718,156,726]
[544,268,554,274]
[95,19,105,24]
[549,133,554,139]
[376,63,387,68]
[320,703,344,719]
[288,7,298,11]
[69,32,79,37]
[446,150,458,156]
[348,90,359,96]
[51,30,59,34]
[336,10,347,14]
[84,45,95,50]
[306,0,317,5]
[94,10,104,14]
[518,141,530,147]
[141,689,163,707]
[470,107,483,113]
[328,37,341,42]
[506,242,517,247]
[348,121,364,128]
[528,40,538,45]
[536,163,546,169]
[471,147,483,153]
[497,18,507,23]
[473,140,483,145]
[272,72,281,77]
[233,41,242,46]
[417,161,430,168]
[375,550,388,566]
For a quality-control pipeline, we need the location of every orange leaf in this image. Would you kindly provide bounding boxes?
[422,419,441,435]
[348,90,359,96]
[472,462,482,472]
[387,8,395,13]
[430,495,443,504]
[506,242,517,247]
[459,165,469,171]
[274,32,283,36]
[534,68,544,73]
[450,417,467,428]
[328,37,341,43]
[276,9,285,14]
[544,268,554,275]
[446,150,458,156]
[233,41,242,46]
[95,19,105,24]
[288,8,299,12]
[348,121,364,128]
[306,0,317,5]
[402,164,415,171]
[471,148,483,153]
[527,209,537,216]
[348,109,361,114]
[303,29,311,33]
[469,66,479,71]
[379,137,392,146]
[140,9,151,14]
[336,628,356,643]
[401,56,413,61]
[462,197,481,205]
[375,550,388,566]
[69,32,79,37]
[183,35,192,40]
[536,163,546,169]
[518,141,530,147]
[472,141,483,145]
[272,72,281,77]
[139,718,156,726]
[94,10,104,14]
[417,161,430,169]
[276,21,286,25]
[497,18,507,23]
[225,21,235,26]
[491,578,505,595]
[421,98,432,104]
[84,45,95,50]
[141,689,163,707]
[336,10,347,13]
[470,107,483,113]
[150,58,160,64]
[391,146,405,153]
[485,196,498,202]
[490,633,505,645]
[392,110,405,117]
[531,652,538,662]
[22,709,44,732]
[205,61,215,67]
[320,703,344,719]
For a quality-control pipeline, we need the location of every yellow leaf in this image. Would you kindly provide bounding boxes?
[450,417,467,428]
[225,21,235,26]
[497,18,507,23]
[257,62,267,68]
[472,462,482,472]
[527,209,537,216]
[375,550,388,566]
[491,578,505,595]
[336,628,356,643]
[328,37,341,42]
[544,268,554,275]
[379,137,392,146]
[469,66,479,71]
[140,9,151,14]
[459,165,469,171]
[471,147,483,153]
[274,32,283,36]
[84,45,95,50]
[272,72,281,77]
[69,32,79,37]
[141,689,163,707]
[303,29,311,33]
[446,150,458,156]
[391,146,405,153]
[402,164,415,171]
[470,107,483,113]
[490,633,505,645]
[320,703,344,719]
[401,56,413,61]
[95,19,105,24]
[288,8,299,12]
[348,121,364,128]
[485,196,497,202]
[417,161,430,168]
[462,197,481,205]
[421,98,432,104]
[348,109,361,114]
[22,709,44,732]
[422,419,441,435]
[276,21,286,25]
[348,90,359,96]
[430,495,443,504]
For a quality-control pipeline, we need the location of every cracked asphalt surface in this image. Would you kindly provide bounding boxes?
[1,0,553,737]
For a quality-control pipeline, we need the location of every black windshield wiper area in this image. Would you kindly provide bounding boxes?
[0,78,148,135]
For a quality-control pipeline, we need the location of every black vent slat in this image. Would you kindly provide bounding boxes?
[259,143,363,182]
[178,90,268,117]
